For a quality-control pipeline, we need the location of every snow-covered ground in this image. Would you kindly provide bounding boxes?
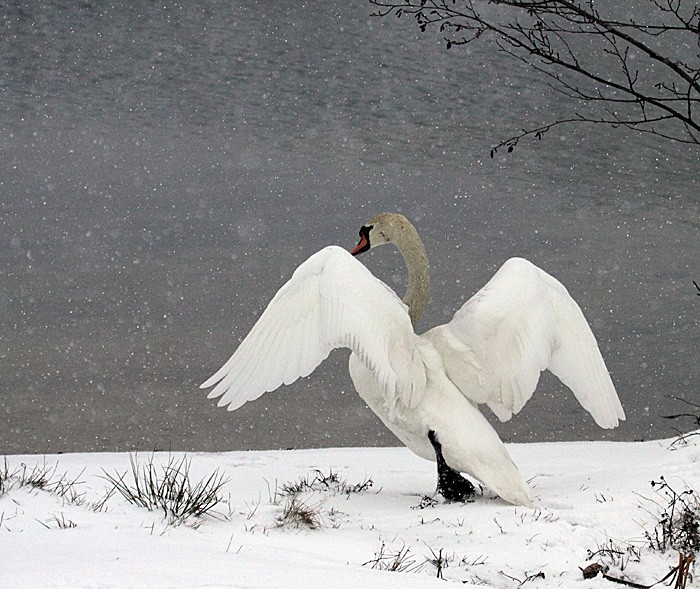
[1,435,698,588]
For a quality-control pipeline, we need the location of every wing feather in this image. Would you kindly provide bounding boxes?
[426,257,625,428]
[201,246,426,412]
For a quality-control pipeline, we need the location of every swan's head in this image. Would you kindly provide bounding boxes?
[351,213,410,256]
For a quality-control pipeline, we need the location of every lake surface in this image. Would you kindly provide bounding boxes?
[1,1,698,454]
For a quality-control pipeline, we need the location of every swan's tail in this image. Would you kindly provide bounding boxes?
[488,475,535,508]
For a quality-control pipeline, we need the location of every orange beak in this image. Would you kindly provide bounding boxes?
[351,232,369,256]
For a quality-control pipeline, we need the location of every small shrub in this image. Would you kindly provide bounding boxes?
[645,477,699,589]
[647,478,700,556]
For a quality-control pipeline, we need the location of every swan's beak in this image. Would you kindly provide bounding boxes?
[351,226,371,256]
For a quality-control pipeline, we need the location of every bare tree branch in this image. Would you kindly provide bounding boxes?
[369,0,700,152]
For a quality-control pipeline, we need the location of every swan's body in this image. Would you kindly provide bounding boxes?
[201,213,624,506]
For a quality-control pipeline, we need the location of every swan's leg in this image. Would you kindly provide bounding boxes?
[428,430,475,502]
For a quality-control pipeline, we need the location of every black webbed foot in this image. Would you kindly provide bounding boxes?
[428,430,476,503]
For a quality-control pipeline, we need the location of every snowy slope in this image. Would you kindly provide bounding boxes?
[1,436,698,588]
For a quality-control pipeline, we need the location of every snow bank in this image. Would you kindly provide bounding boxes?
[1,436,698,588]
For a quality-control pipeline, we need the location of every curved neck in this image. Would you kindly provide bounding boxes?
[392,223,430,327]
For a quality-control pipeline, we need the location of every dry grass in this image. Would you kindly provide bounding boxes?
[275,494,324,530]
[0,458,86,505]
[101,453,228,525]
[363,541,424,573]
[274,468,373,501]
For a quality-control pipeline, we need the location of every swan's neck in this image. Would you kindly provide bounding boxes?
[393,224,430,327]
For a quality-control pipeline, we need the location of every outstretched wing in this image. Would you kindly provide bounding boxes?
[424,257,625,428]
[201,246,427,412]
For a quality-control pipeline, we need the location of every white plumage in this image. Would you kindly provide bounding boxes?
[201,246,426,413]
[201,214,624,507]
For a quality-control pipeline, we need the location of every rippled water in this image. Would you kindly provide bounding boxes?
[1,1,698,454]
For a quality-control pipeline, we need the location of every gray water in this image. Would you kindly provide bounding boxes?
[1,1,698,455]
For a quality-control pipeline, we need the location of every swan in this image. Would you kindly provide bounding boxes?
[201,213,625,507]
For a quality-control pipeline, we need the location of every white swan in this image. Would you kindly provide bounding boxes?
[201,213,625,506]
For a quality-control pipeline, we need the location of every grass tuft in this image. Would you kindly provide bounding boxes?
[0,457,10,495]
[101,453,228,526]
[586,538,641,573]
[274,468,374,502]
[0,458,86,505]
[52,513,78,529]
[269,468,376,531]
[363,541,424,573]
[17,461,59,491]
[275,494,323,530]
[425,546,453,579]
[411,495,438,510]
